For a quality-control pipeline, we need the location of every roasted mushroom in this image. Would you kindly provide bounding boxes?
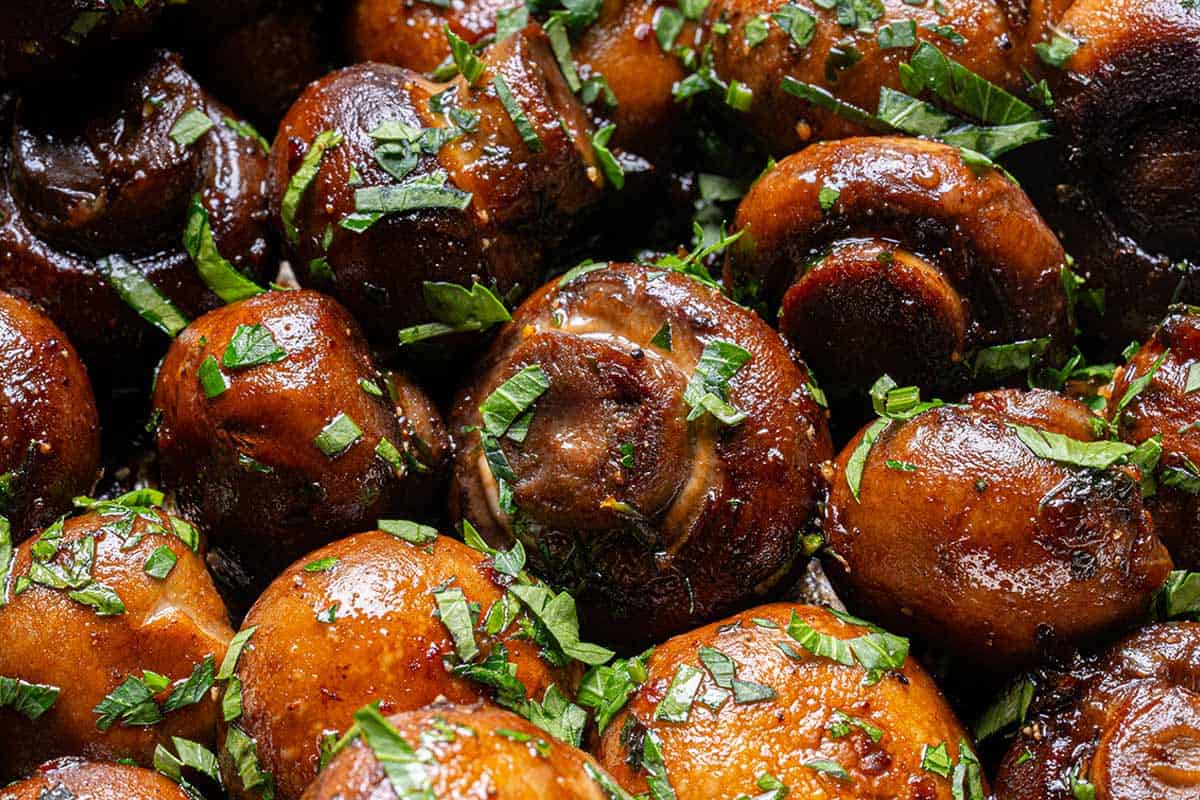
[1037,0,1200,348]
[270,26,603,351]
[304,703,621,800]
[994,621,1200,800]
[725,136,1072,399]
[0,503,232,781]
[0,290,100,541]
[449,261,832,647]
[823,386,1173,674]
[0,758,194,800]
[700,0,1063,155]
[0,50,275,393]
[218,529,578,800]
[1105,306,1200,569]
[152,289,448,598]
[595,603,983,799]
[344,0,510,73]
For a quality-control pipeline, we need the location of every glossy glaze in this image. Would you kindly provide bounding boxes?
[995,622,1200,800]
[0,291,100,540]
[0,758,193,800]
[596,603,980,799]
[303,704,612,799]
[1039,0,1200,347]
[450,262,832,647]
[1107,308,1200,568]
[220,531,570,800]
[345,0,511,72]
[0,509,233,781]
[726,137,1071,397]
[824,389,1172,673]
[0,51,275,391]
[270,27,602,350]
[153,289,448,598]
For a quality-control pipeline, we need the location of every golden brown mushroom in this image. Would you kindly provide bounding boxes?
[1,758,195,800]
[725,136,1072,399]
[449,261,832,647]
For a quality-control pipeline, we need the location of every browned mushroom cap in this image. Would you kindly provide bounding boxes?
[270,26,602,352]
[995,622,1200,800]
[0,291,100,541]
[219,531,573,800]
[0,1,164,83]
[0,50,275,392]
[595,603,982,800]
[303,703,616,800]
[823,387,1172,674]
[1105,307,1200,569]
[1037,0,1200,348]
[1,758,195,800]
[448,261,832,648]
[701,0,1051,154]
[345,0,511,73]
[0,506,232,782]
[725,137,1071,398]
[152,289,448,599]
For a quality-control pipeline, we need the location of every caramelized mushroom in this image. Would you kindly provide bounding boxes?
[152,289,448,598]
[0,290,100,541]
[0,505,232,781]
[1038,0,1200,347]
[344,0,510,73]
[595,603,982,799]
[1,758,194,800]
[0,2,163,83]
[270,26,602,351]
[995,622,1200,800]
[303,703,619,800]
[0,51,275,391]
[218,530,573,800]
[449,261,832,647]
[1105,307,1200,569]
[823,387,1172,674]
[700,0,1056,154]
[725,137,1072,399]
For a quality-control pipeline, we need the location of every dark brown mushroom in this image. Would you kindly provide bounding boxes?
[449,261,831,648]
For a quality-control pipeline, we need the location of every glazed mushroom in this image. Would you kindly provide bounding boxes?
[994,621,1200,800]
[1036,0,1200,348]
[595,603,983,799]
[724,137,1072,399]
[152,289,448,599]
[449,261,832,647]
[0,291,100,541]
[0,50,275,393]
[304,703,622,800]
[700,0,1065,154]
[0,502,232,781]
[344,0,510,73]
[0,758,195,800]
[1104,306,1200,569]
[823,386,1172,674]
[270,26,603,351]
[218,529,581,800]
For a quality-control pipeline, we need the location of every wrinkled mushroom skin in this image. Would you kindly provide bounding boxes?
[303,704,613,800]
[995,622,1200,800]
[220,532,570,800]
[0,51,275,391]
[0,758,194,800]
[701,0,1056,155]
[153,290,448,599]
[1106,309,1200,569]
[596,603,980,799]
[824,389,1173,674]
[270,28,601,350]
[0,1,163,83]
[0,510,232,781]
[0,291,100,541]
[1039,0,1200,348]
[449,262,832,647]
[345,0,512,73]
[725,137,1071,398]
